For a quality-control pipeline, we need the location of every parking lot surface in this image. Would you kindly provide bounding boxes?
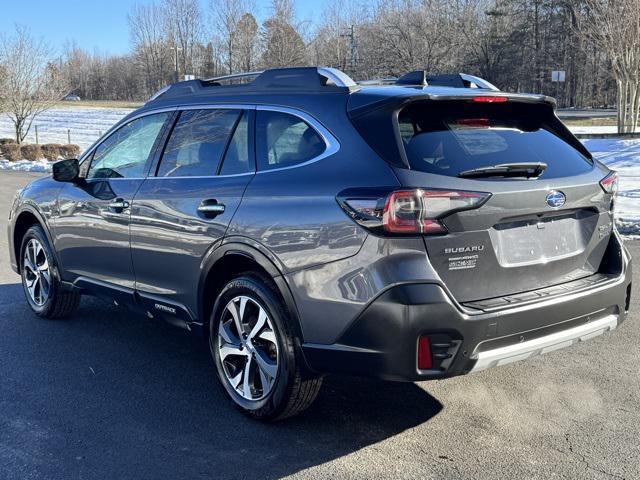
[0,171,638,480]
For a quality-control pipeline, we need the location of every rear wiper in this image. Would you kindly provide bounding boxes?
[458,162,547,179]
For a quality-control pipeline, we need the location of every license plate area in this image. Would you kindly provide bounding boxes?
[489,210,597,267]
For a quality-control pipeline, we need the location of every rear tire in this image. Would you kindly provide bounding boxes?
[20,225,80,319]
[209,273,322,421]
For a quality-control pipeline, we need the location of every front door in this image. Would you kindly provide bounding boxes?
[54,112,172,291]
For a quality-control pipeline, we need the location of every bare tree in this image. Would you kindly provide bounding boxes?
[164,0,203,78]
[580,0,640,133]
[0,26,69,144]
[235,13,259,72]
[310,1,364,76]
[129,1,171,95]
[211,0,256,74]
[260,0,307,68]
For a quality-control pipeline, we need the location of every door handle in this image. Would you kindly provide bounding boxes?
[197,200,225,217]
[108,198,130,211]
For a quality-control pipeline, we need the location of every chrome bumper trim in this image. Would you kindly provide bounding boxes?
[470,314,618,373]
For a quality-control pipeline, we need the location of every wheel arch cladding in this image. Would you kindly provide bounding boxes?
[198,243,306,343]
[13,209,47,272]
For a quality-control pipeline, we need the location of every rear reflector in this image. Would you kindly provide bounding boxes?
[417,336,432,370]
[472,96,508,103]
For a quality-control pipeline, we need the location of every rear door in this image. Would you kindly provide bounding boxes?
[129,107,254,320]
[392,100,614,303]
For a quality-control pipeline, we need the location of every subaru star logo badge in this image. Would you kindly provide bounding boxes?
[546,191,566,208]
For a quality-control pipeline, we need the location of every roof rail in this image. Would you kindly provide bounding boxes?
[316,67,357,88]
[394,70,500,91]
[204,71,263,84]
[357,78,397,86]
[146,67,358,103]
[459,74,499,91]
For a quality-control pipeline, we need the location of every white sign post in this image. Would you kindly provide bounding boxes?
[551,70,566,102]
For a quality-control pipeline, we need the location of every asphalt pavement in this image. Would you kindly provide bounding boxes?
[0,171,638,480]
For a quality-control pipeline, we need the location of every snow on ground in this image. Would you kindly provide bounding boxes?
[568,125,620,135]
[0,107,133,150]
[0,159,52,173]
[567,124,638,135]
[583,138,640,238]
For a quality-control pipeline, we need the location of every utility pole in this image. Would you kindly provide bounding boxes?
[171,46,183,83]
[340,25,358,75]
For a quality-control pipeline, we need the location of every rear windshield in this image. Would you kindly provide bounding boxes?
[397,101,592,179]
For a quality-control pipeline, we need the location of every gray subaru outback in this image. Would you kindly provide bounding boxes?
[7,67,632,420]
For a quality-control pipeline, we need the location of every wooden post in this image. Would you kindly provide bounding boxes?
[35,125,39,144]
[67,129,71,144]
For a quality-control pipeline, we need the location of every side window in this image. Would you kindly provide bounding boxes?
[219,112,251,175]
[87,113,169,179]
[157,109,240,177]
[256,111,326,171]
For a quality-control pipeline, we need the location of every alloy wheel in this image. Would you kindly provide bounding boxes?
[217,295,279,401]
[23,238,51,307]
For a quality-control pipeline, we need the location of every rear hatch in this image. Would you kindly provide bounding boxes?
[350,94,615,303]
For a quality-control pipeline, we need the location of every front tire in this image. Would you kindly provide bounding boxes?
[20,225,80,319]
[210,274,322,421]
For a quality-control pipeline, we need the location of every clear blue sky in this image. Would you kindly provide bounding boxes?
[1,0,324,55]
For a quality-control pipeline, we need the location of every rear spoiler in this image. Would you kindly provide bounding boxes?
[348,91,556,118]
[348,94,591,169]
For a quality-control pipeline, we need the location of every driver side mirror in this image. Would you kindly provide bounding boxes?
[52,158,80,183]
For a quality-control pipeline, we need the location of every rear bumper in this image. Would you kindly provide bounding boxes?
[470,314,617,372]
[302,243,632,381]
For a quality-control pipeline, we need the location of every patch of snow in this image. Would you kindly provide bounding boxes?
[0,107,133,151]
[582,138,640,238]
[568,124,639,135]
[0,159,53,173]
[568,125,620,135]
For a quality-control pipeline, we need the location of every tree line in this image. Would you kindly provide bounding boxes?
[1,0,639,142]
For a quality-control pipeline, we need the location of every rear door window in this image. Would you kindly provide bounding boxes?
[157,109,240,177]
[219,112,251,175]
[398,101,592,179]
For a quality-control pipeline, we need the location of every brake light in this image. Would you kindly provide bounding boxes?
[338,188,491,235]
[600,171,618,194]
[471,96,508,103]
[456,118,490,128]
[417,336,432,370]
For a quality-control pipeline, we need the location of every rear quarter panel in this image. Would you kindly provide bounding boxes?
[228,96,400,272]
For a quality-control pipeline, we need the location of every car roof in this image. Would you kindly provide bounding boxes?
[142,67,555,115]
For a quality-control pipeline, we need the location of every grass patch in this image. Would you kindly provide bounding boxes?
[562,117,617,126]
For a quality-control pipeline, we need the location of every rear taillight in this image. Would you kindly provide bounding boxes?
[338,188,490,235]
[600,171,618,194]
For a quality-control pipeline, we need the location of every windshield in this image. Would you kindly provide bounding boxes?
[398,101,592,179]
